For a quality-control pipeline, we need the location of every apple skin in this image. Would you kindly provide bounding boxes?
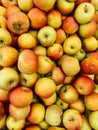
[0,46,19,67]
[27,7,47,29]
[55,28,66,44]
[62,16,79,34]
[17,49,38,74]
[7,11,30,35]
[9,86,33,107]
[74,2,95,24]
[59,84,79,103]
[0,88,9,102]
[37,26,57,47]
[45,104,63,126]
[34,77,56,98]
[9,104,31,120]
[63,108,83,130]
[0,15,7,29]
[6,115,26,130]
[0,114,6,129]
[27,103,45,124]
[75,0,91,6]
[78,20,97,38]
[33,0,56,12]
[0,67,20,91]
[38,120,49,130]
[84,92,98,111]
[1,0,18,8]
[24,125,41,130]
[47,43,64,61]
[73,75,95,95]
[0,28,12,47]
[48,126,66,130]
[0,5,6,17]
[57,0,75,15]
[91,0,98,10]
[33,45,47,56]
[47,9,62,29]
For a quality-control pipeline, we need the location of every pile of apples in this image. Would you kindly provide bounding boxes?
[0,0,98,129]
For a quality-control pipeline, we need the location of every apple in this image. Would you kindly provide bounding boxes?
[74,2,95,24]
[34,77,56,98]
[61,55,80,76]
[63,75,75,84]
[0,46,19,67]
[84,92,98,110]
[75,0,91,6]
[6,5,21,18]
[33,45,47,56]
[56,97,68,110]
[69,97,85,113]
[18,33,37,49]
[20,72,38,88]
[37,26,57,47]
[47,43,63,61]
[63,34,82,55]
[0,114,6,129]
[24,125,41,130]
[27,103,45,124]
[47,9,62,29]
[7,11,30,35]
[80,115,92,130]
[1,0,18,7]
[91,0,98,10]
[33,0,56,12]
[18,0,34,12]
[0,67,19,91]
[0,88,9,102]
[0,28,12,47]
[0,15,7,29]
[93,10,98,23]
[0,102,4,120]
[9,104,31,120]
[59,84,79,103]
[17,49,38,74]
[41,92,57,106]
[0,5,6,17]
[27,7,47,29]
[51,66,65,85]
[57,0,75,15]
[79,20,97,38]
[38,120,49,130]
[73,75,95,95]
[37,55,53,75]
[62,16,79,34]
[48,126,66,130]
[9,85,33,107]
[6,115,26,130]
[55,28,66,44]
[45,104,63,126]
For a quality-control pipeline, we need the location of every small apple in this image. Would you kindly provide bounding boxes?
[20,72,38,88]
[63,75,75,85]
[78,20,97,38]
[74,2,95,24]
[47,9,62,29]
[55,28,66,44]
[38,120,49,130]
[59,84,79,103]
[61,55,80,76]
[73,75,95,95]
[0,28,12,47]
[33,0,56,12]
[24,125,41,130]
[18,33,37,49]
[27,7,47,29]
[37,26,57,47]
[0,15,7,29]
[18,0,34,12]
[0,88,9,102]
[84,92,98,110]
[1,0,18,7]
[7,11,30,35]
[63,108,83,130]
[6,115,26,130]
[47,43,63,61]
[33,45,47,56]
[0,114,6,129]
[34,77,56,98]
[17,49,38,74]
[27,103,45,124]
[63,34,82,55]
[62,16,79,34]
[45,104,63,126]
[0,67,19,91]
[57,0,75,15]
[9,104,31,120]
[0,46,19,67]
[37,55,53,75]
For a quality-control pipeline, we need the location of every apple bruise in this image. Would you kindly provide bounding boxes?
[13,22,23,33]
